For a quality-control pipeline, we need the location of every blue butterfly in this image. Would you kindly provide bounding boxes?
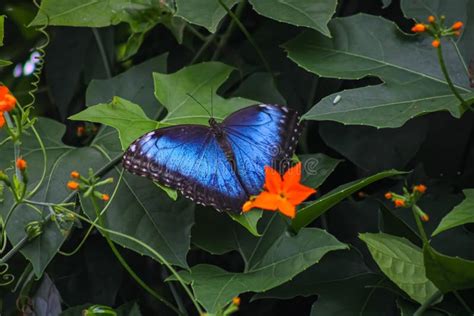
[122,104,302,213]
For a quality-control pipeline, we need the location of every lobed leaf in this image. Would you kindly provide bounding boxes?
[285,14,474,128]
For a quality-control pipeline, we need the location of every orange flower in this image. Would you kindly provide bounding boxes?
[0,112,5,128]
[421,214,430,222]
[428,15,435,23]
[232,297,241,306]
[70,171,80,179]
[411,23,426,33]
[101,194,110,201]
[67,181,80,190]
[384,192,393,199]
[451,21,463,30]
[432,39,440,48]
[0,86,17,112]
[454,31,461,36]
[394,199,406,208]
[414,184,427,193]
[242,162,316,219]
[16,158,27,171]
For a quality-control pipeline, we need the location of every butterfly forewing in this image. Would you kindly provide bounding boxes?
[122,125,247,212]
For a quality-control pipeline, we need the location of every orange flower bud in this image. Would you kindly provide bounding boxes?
[432,39,440,48]
[76,126,85,137]
[451,21,463,30]
[414,184,427,193]
[70,171,80,179]
[421,214,430,222]
[232,297,241,306]
[16,158,27,171]
[428,16,435,23]
[384,192,393,199]
[411,23,426,33]
[394,199,406,208]
[454,31,461,36]
[0,112,5,128]
[67,181,80,190]
[101,194,110,201]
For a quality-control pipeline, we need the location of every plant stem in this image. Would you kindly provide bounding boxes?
[212,0,246,60]
[453,290,474,315]
[413,290,443,316]
[90,195,183,315]
[436,45,469,111]
[92,28,112,79]
[412,205,429,244]
[190,33,218,65]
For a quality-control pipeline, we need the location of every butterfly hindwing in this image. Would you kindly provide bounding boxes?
[222,104,302,195]
[122,125,247,211]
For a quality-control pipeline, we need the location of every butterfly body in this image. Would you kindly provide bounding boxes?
[123,104,301,213]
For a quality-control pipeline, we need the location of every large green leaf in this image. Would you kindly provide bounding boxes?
[176,228,346,313]
[311,274,398,316]
[154,62,257,125]
[175,0,238,33]
[30,0,168,27]
[360,233,439,304]
[70,97,159,150]
[424,244,474,293]
[249,0,337,37]
[432,189,474,236]
[299,153,341,188]
[291,169,406,231]
[0,119,109,277]
[285,14,474,128]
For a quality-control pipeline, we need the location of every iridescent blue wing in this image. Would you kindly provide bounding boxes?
[122,126,247,212]
[222,104,302,195]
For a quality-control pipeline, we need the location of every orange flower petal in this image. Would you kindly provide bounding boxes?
[282,162,302,191]
[285,183,316,205]
[277,199,296,218]
[252,191,279,211]
[263,166,282,194]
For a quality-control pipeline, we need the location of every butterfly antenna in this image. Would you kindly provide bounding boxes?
[186,93,212,117]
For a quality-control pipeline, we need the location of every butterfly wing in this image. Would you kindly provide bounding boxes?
[222,104,302,195]
[122,125,247,212]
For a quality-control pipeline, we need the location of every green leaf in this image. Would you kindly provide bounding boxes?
[432,189,474,236]
[232,72,286,105]
[30,0,169,27]
[423,244,474,293]
[0,59,11,67]
[299,153,341,188]
[310,274,398,316]
[154,62,257,125]
[86,54,168,117]
[69,97,159,150]
[397,298,446,316]
[153,182,177,201]
[249,0,337,37]
[253,248,369,300]
[291,169,406,231]
[285,14,473,128]
[174,228,346,312]
[175,0,238,33]
[359,233,439,304]
[228,210,263,237]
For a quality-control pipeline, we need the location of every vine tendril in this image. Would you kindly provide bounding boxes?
[0,263,14,287]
